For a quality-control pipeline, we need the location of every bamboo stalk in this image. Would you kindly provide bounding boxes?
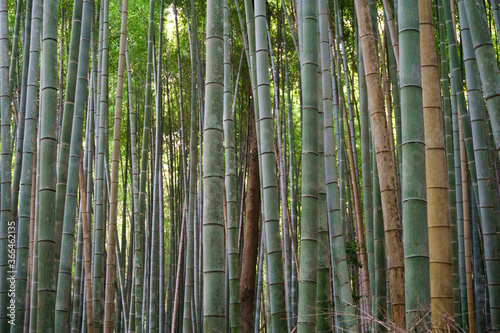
[79,162,94,333]
[459,117,475,333]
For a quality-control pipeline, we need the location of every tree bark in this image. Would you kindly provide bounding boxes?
[240,112,260,333]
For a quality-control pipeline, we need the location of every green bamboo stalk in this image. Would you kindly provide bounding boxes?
[456,1,500,327]
[398,1,431,329]
[11,0,33,222]
[103,0,128,328]
[359,35,375,321]
[125,38,142,333]
[324,24,357,331]
[254,232,265,333]
[459,113,476,333]
[337,5,360,193]
[79,161,95,333]
[276,15,293,331]
[135,0,155,331]
[382,0,399,68]
[203,0,226,330]
[0,0,13,327]
[36,0,59,328]
[442,0,480,221]
[451,75,467,329]
[471,190,486,332]
[92,0,110,329]
[491,0,500,38]
[373,143,387,329]
[463,0,500,165]
[155,2,166,332]
[70,209,84,333]
[54,0,92,328]
[29,156,39,333]
[254,1,287,331]
[458,2,500,329]
[222,0,241,330]
[284,10,298,330]
[315,37,333,333]
[173,0,187,196]
[11,0,42,329]
[7,0,21,103]
[183,2,201,330]
[333,2,346,273]
[284,32,298,327]
[54,0,83,269]
[164,59,175,333]
[387,32,402,197]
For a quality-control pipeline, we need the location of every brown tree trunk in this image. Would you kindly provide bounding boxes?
[240,109,261,333]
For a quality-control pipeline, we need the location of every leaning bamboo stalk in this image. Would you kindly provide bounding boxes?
[115,243,129,330]
[54,0,83,267]
[171,201,187,332]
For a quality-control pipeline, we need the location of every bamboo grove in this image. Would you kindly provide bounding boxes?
[1,0,500,331]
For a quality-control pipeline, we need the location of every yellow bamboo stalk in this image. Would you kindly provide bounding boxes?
[419,0,454,330]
